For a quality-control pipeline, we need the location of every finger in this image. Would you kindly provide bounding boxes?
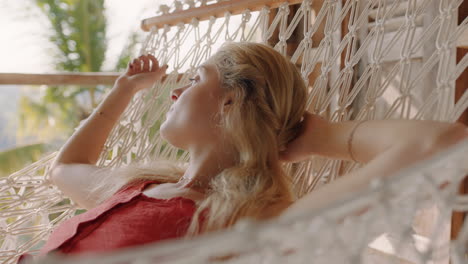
[279,151,307,163]
[279,138,309,162]
[133,58,141,72]
[148,55,159,72]
[279,152,299,163]
[138,55,147,71]
[141,55,150,72]
[278,151,290,162]
[156,64,169,78]
[128,61,137,75]
[301,111,313,123]
[127,61,133,74]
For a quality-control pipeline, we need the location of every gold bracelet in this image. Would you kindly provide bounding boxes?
[347,120,367,163]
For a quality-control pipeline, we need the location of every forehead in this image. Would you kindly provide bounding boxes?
[196,65,206,72]
[197,64,219,80]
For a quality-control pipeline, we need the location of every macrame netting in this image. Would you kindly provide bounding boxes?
[1,0,468,263]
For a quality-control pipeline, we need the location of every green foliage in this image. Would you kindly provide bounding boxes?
[35,0,107,72]
[115,32,140,71]
[0,143,46,177]
[15,0,110,147]
[4,0,140,176]
[18,86,87,143]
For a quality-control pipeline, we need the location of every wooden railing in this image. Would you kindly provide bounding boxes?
[0,73,120,85]
[0,72,184,86]
[141,0,303,31]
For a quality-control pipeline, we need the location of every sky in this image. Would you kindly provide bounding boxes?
[0,0,173,73]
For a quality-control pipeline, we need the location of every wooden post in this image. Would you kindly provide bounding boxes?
[450,0,468,241]
[338,0,352,177]
[307,0,326,114]
[266,3,302,56]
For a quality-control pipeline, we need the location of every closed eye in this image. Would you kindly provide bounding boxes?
[188,76,198,85]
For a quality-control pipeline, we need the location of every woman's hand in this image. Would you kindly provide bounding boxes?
[116,54,168,95]
[279,111,328,163]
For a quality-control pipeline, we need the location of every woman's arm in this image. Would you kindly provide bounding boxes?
[208,128,466,261]
[51,81,132,166]
[279,126,468,221]
[280,111,468,164]
[51,55,167,167]
[324,118,468,163]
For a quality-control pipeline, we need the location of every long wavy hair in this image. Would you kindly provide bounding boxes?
[88,42,308,239]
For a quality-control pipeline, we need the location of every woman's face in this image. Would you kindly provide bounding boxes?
[160,63,227,150]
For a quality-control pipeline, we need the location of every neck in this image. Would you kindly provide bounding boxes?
[177,142,238,194]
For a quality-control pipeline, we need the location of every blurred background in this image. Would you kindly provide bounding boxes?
[0,0,173,177]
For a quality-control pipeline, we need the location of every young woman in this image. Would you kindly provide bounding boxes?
[19,42,467,263]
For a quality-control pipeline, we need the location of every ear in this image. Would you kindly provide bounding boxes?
[223,98,233,113]
[222,92,235,111]
[224,98,232,106]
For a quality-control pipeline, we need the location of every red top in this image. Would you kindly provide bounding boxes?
[18,179,202,263]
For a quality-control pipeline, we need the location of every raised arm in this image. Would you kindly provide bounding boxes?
[48,55,167,209]
[51,54,167,167]
[278,112,468,220]
[280,111,468,164]
[324,118,468,163]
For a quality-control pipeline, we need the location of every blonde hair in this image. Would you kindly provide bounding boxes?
[89,42,308,239]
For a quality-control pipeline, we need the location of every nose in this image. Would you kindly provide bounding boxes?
[170,88,183,101]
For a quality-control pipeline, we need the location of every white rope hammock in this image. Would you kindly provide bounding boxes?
[2,0,467,263]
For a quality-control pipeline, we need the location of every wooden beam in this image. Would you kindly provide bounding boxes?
[0,72,186,86]
[450,0,468,242]
[141,0,303,31]
[0,73,120,85]
[450,42,468,242]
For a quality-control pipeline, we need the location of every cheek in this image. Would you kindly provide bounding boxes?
[185,101,220,132]
[160,96,221,145]
[185,89,222,126]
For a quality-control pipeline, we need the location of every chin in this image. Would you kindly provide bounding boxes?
[160,124,184,149]
[159,122,170,141]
